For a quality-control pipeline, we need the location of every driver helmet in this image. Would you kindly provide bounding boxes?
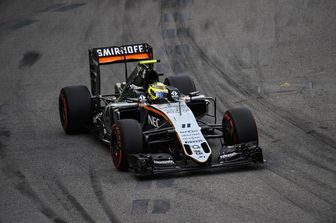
[146,82,169,103]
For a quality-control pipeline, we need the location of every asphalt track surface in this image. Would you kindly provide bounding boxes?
[0,0,336,222]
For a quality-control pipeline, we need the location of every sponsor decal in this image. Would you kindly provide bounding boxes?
[192,145,200,149]
[148,115,160,128]
[194,150,203,155]
[220,152,239,159]
[153,160,175,165]
[160,103,189,114]
[96,44,145,57]
[171,91,178,97]
[180,129,198,134]
[182,123,191,128]
[114,126,122,149]
[139,94,146,101]
[170,90,179,101]
[185,139,203,144]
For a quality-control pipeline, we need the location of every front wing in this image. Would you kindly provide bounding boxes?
[128,143,263,176]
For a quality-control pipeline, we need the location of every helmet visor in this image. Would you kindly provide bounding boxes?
[155,92,167,98]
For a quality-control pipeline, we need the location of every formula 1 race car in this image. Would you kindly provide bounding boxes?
[59,43,263,176]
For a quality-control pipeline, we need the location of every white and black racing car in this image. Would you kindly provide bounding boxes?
[58,43,263,176]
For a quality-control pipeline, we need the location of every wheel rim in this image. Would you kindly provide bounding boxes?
[59,93,68,129]
[223,114,237,145]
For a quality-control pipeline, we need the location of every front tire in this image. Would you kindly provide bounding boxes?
[110,119,144,171]
[59,85,92,134]
[222,107,258,146]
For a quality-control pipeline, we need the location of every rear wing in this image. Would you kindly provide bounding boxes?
[89,43,153,96]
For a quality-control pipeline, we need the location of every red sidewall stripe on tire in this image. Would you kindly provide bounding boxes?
[112,125,123,169]
[60,93,68,129]
[224,113,237,144]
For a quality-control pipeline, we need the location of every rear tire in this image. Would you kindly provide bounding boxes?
[164,75,196,95]
[110,119,143,171]
[59,85,92,134]
[222,107,258,146]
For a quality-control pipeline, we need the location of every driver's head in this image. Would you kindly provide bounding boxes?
[146,82,169,103]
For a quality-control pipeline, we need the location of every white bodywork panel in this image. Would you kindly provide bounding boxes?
[152,101,212,163]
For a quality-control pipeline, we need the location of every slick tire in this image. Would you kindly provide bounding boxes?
[110,119,144,171]
[222,107,258,146]
[164,75,196,95]
[59,85,92,134]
